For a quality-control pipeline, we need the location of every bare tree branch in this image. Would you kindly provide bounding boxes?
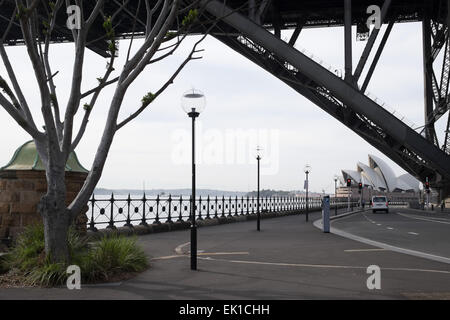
[0,6,37,129]
[121,0,180,88]
[116,46,205,130]
[125,0,142,63]
[70,53,117,153]
[0,91,43,139]
[120,0,171,82]
[43,0,65,139]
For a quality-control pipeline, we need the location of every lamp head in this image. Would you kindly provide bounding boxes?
[181,89,206,117]
[304,164,311,174]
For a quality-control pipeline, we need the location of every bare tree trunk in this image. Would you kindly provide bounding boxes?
[38,166,71,263]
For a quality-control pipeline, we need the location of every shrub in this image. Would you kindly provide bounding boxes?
[7,223,45,272]
[0,254,9,274]
[3,224,149,287]
[25,257,67,287]
[82,235,148,282]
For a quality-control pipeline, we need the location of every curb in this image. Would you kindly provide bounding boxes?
[313,209,364,230]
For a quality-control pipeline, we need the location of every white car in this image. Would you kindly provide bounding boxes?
[371,196,389,213]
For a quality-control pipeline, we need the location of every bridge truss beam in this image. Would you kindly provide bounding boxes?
[202,0,450,194]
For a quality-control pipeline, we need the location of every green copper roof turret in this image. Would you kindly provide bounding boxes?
[0,141,89,173]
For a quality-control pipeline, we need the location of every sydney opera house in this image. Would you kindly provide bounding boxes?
[338,155,420,194]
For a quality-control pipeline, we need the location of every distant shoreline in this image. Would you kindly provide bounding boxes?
[94,188,327,197]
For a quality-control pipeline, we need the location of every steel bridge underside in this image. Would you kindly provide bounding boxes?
[1,0,450,197]
[198,0,450,198]
[0,1,444,56]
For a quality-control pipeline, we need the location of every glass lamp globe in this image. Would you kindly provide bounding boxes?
[304,164,311,174]
[181,89,206,115]
[254,145,264,159]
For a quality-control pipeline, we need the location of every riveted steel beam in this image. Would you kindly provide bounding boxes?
[354,0,392,82]
[203,0,450,181]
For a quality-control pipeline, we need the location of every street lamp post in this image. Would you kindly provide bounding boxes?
[256,146,262,231]
[334,175,338,216]
[182,89,206,271]
[304,165,311,222]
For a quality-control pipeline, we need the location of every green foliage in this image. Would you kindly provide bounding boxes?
[0,77,20,109]
[102,16,117,55]
[141,92,155,108]
[16,4,29,20]
[107,41,118,54]
[4,224,149,287]
[50,94,57,107]
[7,223,45,272]
[0,254,10,274]
[103,16,114,38]
[42,19,49,35]
[165,31,177,41]
[25,257,67,287]
[83,103,92,111]
[82,235,148,282]
[182,9,198,27]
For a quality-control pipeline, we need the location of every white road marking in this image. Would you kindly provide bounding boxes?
[387,227,394,230]
[175,242,190,255]
[151,255,183,261]
[408,232,419,236]
[152,251,249,261]
[199,252,249,256]
[377,224,382,226]
[198,256,450,274]
[344,248,387,252]
[397,212,450,225]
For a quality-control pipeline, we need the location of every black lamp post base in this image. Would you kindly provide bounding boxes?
[190,225,197,270]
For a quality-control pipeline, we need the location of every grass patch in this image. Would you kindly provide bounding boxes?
[0,223,149,287]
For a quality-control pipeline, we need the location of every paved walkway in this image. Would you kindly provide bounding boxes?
[0,210,449,299]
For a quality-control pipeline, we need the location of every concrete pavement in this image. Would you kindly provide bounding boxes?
[0,210,449,299]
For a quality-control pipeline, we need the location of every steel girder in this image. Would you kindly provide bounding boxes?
[420,12,450,154]
[202,0,450,188]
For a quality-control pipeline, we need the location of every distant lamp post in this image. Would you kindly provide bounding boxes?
[256,146,262,231]
[334,175,338,216]
[304,164,311,222]
[181,89,206,271]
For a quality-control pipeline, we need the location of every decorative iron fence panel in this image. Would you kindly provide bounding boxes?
[86,194,414,231]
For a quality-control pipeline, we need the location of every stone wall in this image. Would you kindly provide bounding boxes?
[0,170,88,240]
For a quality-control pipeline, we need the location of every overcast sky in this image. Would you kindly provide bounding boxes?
[0,21,447,194]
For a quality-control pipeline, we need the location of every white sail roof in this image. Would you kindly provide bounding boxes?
[339,155,420,193]
[369,154,398,192]
[357,162,387,190]
[341,169,361,183]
